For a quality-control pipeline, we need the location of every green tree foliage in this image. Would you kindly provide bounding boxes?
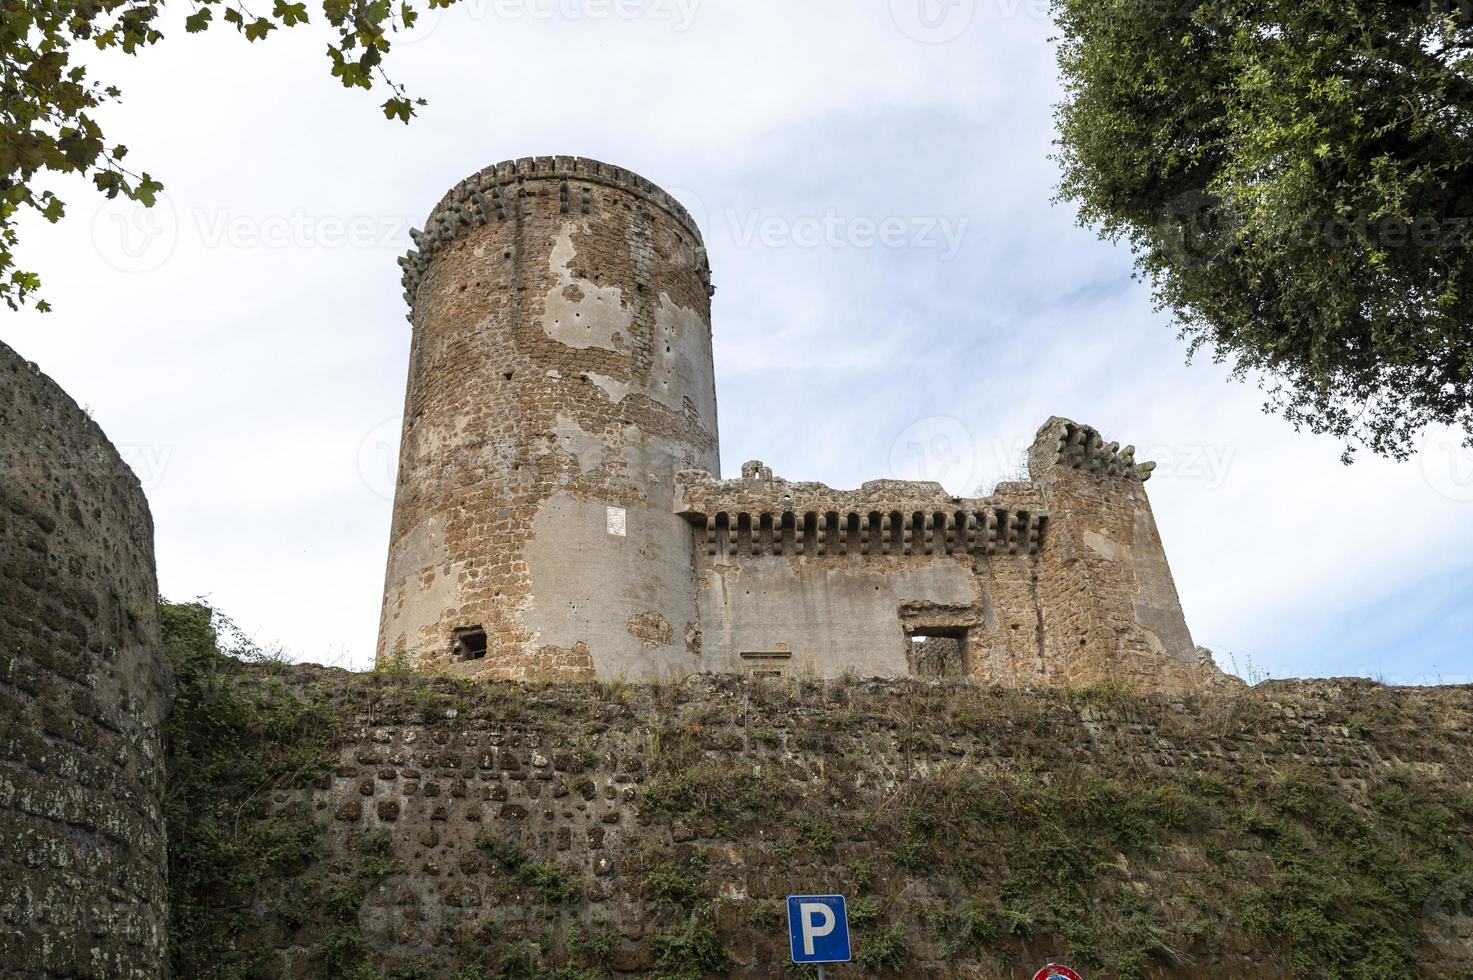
[1052,0,1473,459]
[1,0,436,311]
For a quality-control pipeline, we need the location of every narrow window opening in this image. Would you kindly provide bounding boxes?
[452,626,488,662]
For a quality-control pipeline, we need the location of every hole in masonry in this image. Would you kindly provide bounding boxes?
[904,626,968,680]
[451,626,488,663]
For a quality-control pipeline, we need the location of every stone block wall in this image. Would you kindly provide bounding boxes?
[0,342,169,979]
[671,419,1220,693]
[378,156,719,683]
[185,665,1473,978]
[1029,417,1202,690]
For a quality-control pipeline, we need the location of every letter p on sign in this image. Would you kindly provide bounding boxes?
[799,902,834,954]
[787,894,851,964]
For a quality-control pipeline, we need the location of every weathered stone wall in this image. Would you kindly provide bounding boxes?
[197,666,1473,978]
[378,156,719,681]
[1029,417,1202,690]
[0,342,169,979]
[671,421,1216,693]
[673,462,1047,681]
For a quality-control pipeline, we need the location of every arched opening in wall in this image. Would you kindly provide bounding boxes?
[452,626,488,662]
[715,512,731,555]
[904,625,968,680]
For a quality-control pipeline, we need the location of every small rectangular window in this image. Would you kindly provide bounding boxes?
[452,626,488,662]
[905,628,967,679]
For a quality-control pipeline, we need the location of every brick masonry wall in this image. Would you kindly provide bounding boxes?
[0,342,169,980]
[219,666,1473,978]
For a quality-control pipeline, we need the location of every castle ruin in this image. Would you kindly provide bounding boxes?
[378,156,1221,692]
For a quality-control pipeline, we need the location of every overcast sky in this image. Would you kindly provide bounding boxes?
[6,0,1471,681]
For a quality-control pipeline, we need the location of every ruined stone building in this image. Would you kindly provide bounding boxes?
[378,156,1222,692]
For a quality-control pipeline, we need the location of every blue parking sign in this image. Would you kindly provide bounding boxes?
[787,894,851,964]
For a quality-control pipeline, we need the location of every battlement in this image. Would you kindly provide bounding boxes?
[1029,415,1157,481]
[674,467,1047,557]
[398,156,709,320]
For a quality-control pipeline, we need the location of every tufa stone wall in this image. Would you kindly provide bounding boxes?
[673,419,1221,693]
[378,156,719,682]
[177,661,1473,979]
[0,342,169,979]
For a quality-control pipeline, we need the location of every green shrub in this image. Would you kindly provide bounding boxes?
[855,923,910,972]
[748,901,782,929]
[651,910,730,980]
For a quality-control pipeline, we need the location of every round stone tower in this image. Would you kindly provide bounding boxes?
[0,341,169,979]
[377,156,718,679]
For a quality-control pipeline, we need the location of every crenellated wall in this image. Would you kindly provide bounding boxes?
[1029,417,1203,690]
[0,342,169,980]
[671,418,1222,692]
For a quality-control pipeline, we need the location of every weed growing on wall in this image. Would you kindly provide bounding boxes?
[163,644,1473,978]
[162,601,343,978]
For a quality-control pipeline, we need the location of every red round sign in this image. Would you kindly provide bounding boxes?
[1033,966,1084,980]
